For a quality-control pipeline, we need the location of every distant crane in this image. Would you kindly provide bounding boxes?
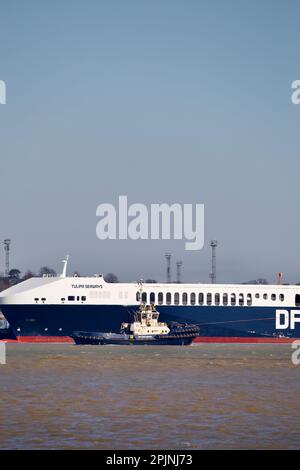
[176,261,183,283]
[209,240,218,284]
[4,239,11,277]
[165,252,171,283]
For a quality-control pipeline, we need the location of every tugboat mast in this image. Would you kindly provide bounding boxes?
[137,279,144,305]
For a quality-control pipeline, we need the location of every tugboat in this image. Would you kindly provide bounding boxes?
[0,312,13,341]
[72,303,200,345]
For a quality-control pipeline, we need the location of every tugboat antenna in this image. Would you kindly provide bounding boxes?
[137,279,144,305]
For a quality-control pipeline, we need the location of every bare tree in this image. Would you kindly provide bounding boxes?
[104,273,119,283]
[39,266,57,277]
[23,270,35,280]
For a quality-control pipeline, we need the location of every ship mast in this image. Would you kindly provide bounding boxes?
[61,255,69,278]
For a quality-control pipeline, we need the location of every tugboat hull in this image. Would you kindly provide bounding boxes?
[72,326,200,346]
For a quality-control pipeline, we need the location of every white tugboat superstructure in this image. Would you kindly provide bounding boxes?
[125,304,170,336]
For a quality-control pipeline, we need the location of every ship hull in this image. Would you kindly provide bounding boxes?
[1,303,299,343]
[0,327,16,341]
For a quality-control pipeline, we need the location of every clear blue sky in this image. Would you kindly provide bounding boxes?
[0,0,300,283]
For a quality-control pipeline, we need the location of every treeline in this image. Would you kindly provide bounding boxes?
[0,266,58,292]
[0,267,271,294]
[0,269,132,293]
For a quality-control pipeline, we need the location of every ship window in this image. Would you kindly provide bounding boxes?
[231,293,236,306]
[142,292,147,303]
[136,292,140,302]
[61,298,65,302]
[68,296,75,301]
[166,293,171,305]
[239,293,244,306]
[150,292,155,303]
[271,294,276,301]
[41,298,46,301]
[190,293,196,305]
[295,294,300,307]
[158,292,163,305]
[247,293,252,306]
[207,293,212,306]
[174,293,179,305]
[81,296,86,301]
[182,293,188,305]
[279,294,284,302]
[34,298,39,302]
[223,293,228,306]
[198,293,204,305]
[255,293,260,299]
[263,294,268,300]
[215,293,220,306]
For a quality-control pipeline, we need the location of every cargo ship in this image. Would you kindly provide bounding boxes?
[0,259,299,343]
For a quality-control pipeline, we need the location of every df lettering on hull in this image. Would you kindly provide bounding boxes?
[276,310,300,330]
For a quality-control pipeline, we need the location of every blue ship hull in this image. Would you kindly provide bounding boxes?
[0,328,13,340]
[1,304,299,341]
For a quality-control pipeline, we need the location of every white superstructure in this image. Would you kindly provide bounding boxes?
[0,274,299,308]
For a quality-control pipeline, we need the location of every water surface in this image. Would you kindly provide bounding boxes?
[0,344,299,449]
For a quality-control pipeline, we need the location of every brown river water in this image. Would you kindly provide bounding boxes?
[0,343,300,449]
